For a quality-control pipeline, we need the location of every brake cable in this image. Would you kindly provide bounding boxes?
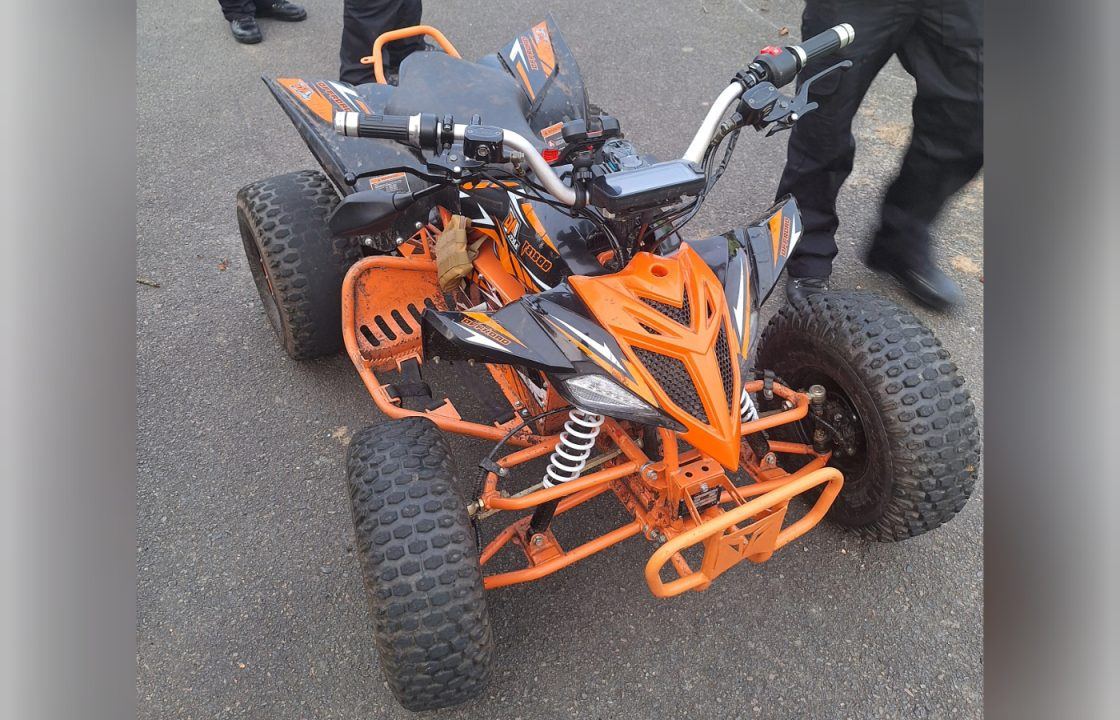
[469,406,572,555]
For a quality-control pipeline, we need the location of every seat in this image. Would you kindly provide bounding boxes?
[385,52,544,148]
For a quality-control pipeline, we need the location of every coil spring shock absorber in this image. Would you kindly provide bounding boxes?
[528,409,604,536]
[741,385,771,462]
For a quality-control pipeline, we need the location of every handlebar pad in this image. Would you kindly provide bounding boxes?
[786,23,854,69]
[333,112,412,142]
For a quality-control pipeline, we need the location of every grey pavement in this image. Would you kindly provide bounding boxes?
[137,1,983,718]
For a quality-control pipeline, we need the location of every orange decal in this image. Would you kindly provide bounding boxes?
[531,22,556,74]
[462,312,522,346]
[520,243,554,273]
[778,215,793,257]
[278,77,333,123]
[768,212,783,261]
[540,121,564,146]
[514,60,536,100]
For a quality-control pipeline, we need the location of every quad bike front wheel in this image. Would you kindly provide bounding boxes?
[236,170,362,360]
[755,291,980,541]
[346,417,494,711]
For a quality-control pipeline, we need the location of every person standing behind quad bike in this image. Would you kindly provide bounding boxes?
[340,0,424,85]
[778,0,983,310]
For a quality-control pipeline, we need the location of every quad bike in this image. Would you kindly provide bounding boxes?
[237,17,980,711]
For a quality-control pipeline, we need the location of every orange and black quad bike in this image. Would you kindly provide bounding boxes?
[237,17,980,712]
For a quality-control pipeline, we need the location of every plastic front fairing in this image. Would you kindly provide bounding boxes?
[568,246,744,469]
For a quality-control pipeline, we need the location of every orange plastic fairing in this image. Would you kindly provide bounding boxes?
[570,246,743,469]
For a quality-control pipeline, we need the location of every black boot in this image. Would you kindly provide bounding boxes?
[865,247,963,310]
[785,275,830,307]
[256,1,307,21]
[229,17,262,44]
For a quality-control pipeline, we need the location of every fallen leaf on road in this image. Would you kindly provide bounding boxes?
[950,255,981,275]
[779,27,789,36]
[329,426,352,445]
[137,277,161,288]
[218,258,229,271]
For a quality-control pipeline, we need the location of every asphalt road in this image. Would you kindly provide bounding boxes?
[137,1,984,718]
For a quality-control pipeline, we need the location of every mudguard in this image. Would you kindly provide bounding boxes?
[724,195,803,307]
[488,15,590,134]
[263,15,588,198]
[422,300,576,374]
[266,77,427,197]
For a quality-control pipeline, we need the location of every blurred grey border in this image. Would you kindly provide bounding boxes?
[1,1,1118,719]
[0,2,137,720]
[983,0,1120,718]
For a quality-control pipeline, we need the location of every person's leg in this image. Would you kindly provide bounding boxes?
[777,0,911,284]
[866,0,983,309]
[340,0,423,85]
[385,0,424,70]
[218,0,256,21]
[254,1,307,22]
[220,0,262,43]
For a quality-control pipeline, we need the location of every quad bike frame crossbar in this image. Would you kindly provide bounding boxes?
[471,382,843,597]
[341,255,845,598]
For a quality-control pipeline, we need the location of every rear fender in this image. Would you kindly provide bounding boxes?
[265,76,427,195]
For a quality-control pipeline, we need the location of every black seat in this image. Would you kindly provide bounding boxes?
[385,52,543,148]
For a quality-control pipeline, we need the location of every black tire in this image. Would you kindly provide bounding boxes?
[755,291,980,541]
[236,170,362,360]
[346,418,493,711]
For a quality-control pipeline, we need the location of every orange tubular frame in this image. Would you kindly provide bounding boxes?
[340,211,846,599]
[362,26,462,84]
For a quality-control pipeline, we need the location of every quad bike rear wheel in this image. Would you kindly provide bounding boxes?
[755,291,980,541]
[346,417,493,711]
[236,170,362,360]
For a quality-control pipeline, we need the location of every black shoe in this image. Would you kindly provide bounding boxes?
[865,248,963,310]
[785,275,830,306]
[256,1,307,21]
[229,17,262,44]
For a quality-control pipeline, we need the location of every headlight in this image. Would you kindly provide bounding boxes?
[559,374,684,430]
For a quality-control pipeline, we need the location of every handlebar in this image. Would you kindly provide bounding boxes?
[333,23,854,206]
[333,111,412,143]
[335,110,578,205]
[683,23,854,163]
[786,23,854,70]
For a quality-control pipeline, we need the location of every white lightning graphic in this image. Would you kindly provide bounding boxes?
[549,316,625,374]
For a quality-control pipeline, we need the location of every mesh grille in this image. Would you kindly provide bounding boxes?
[642,294,690,327]
[633,347,707,423]
[715,326,735,413]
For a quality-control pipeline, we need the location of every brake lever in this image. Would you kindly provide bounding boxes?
[762,59,853,135]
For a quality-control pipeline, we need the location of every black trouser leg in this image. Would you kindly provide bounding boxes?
[339,0,424,85]
[870,0,984,265]
[218,0,257,21]
[776,1,913,278]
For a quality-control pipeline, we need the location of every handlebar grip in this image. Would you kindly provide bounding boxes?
[786,23,855,69]
[333,111,412,142]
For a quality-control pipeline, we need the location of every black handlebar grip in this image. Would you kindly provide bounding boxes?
[333,111,412,142]
[786,23,855,69]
